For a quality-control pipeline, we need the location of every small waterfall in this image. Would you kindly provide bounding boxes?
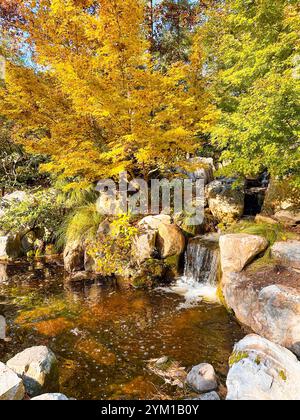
[183,236,220,286]
[164,234,220,306]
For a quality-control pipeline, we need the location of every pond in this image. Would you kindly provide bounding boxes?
[0,261,243,400]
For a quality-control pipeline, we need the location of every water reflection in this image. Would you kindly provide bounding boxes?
[0,262,243,400]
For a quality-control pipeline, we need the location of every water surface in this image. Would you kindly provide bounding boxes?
[0,262,243,400]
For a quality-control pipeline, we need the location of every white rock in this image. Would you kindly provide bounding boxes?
[0,315,6,340]
[271,240,300,269]
[220,234,269,273]
[188,391,220,401]
[227,334,300,400]
[31,393,69,401]
[186,363,218,393]
[138,215,171,230]
[7,346,59,397]
[0,362,25,400]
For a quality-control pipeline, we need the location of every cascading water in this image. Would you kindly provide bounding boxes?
[165,234,220,306]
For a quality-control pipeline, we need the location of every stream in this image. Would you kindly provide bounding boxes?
[0,239,243,400]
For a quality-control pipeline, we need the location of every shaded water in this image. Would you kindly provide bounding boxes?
[0,262,243,400]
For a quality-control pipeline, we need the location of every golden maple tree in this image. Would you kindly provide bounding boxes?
[0,0,215,189]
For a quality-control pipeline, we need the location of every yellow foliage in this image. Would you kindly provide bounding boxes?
[0,0,216,186]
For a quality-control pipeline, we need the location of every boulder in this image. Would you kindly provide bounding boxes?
[227,334,300,400]
[132,231,157,264]
[0,315,6,340]
[0,362,25,400]
[0,263,8,282]
[2,191,29,205]
[63,240,85,273]
[271,241,300,269]
[186,157,214,185]
[7,346,59,397]
[0,235,23,260]
[186,363,218,393]
[138,215,171,230]
[220,234,269,273]
[157,223,186,259]
[84,249,97,272]
[274,210,300,226]
[206,178,245,223]
[222,265,300,356]
[189,391,220,401]
[263,179,300,215]
[31,393,69,401]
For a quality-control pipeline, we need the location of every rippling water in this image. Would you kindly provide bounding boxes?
[0,261,243,400]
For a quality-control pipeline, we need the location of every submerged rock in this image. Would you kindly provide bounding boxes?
[31,393,69,401]
[186,363,217,393]
[6,346,59,397]
[271,240,300,269]
[227,335,300,400]
[220,234,268,273]
[0,362,25,400]
[222,266,300,356]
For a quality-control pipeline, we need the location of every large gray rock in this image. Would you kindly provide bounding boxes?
[220,234,269,273]
[0,362,25,400]
[31,393,69,401]
[188,391,220,401]
[227,335,300,400]
[271,241,300,269]
[206,178,245,223]
[7,346,59,397]
[186,363,218,393]
[222,266,300,356]
[0,315,6,340]
[63,240,85,273]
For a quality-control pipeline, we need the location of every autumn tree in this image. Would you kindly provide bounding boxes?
[194,0,300,185]
[0,0,214,190]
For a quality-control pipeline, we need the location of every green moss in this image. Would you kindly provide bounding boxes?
[279,370,287,381]
[229,351,249,367]
[255,356,261,365]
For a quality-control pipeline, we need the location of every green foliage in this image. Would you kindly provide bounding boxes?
[229,351,249,367]
[58,203,104,247]
[197,0,300,185]
[0,189,64,243]
[88,213,139,276]
[0,117,49,194]
[225,220,295,246]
